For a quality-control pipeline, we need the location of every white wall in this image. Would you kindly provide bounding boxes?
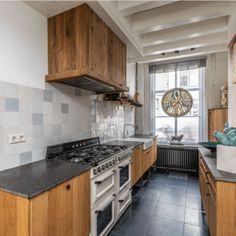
[228,13,236,126]
[206,52,228,109]
[0,2,47,89]
[126,63,136,96]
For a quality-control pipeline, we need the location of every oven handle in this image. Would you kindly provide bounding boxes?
[94,170,116,185]
[118,159,132,169]
[95,196,115,214]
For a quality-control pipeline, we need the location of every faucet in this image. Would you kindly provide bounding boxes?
[123,124,135,139]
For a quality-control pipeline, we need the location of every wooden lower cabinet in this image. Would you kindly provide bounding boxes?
[199,155,236,236]
[131,142,158,187]
[0,171,90,236]
[131,145,142,186]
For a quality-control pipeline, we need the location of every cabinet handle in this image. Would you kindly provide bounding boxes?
[118,199,124,203]
[66,184,71,190]
[206,192,210,196]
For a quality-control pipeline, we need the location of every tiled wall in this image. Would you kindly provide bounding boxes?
[0,81,134,171]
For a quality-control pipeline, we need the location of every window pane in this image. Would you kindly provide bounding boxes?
[177,69,199,89]
[155,72,175,91]
[185,90,199,117]
[177,117,199,143]
[155,92,168,116]
[155,117,175,141]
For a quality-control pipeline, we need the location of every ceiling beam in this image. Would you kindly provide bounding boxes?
[144,32,228,56]
[118,1,177,16]
[89,0,143,58]
[142,16,228,47]
[128,44,227,64]
[132,1,234,35]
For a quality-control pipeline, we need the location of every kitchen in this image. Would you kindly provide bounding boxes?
[0,1,236,236]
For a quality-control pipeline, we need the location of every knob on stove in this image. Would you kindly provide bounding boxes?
[105,163,109,168]
[93,169,98,175]
[102,165,105,170]
[98,167,101,173]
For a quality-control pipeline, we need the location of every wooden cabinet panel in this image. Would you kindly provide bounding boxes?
[0,171,90,236]
[132,145,142,186]
[30,171,90,236]
[89,10,108,81]
[0,192,29,236]
[47,3,127,92]
[150,143,157,166]
[208,108,228,141]
[208,185,216,236]
[199,154,236,236]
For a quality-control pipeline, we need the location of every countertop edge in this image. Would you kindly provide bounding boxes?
[198,147,236,183]
[0,164,91,199]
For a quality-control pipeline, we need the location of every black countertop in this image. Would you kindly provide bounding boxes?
[104,140,143,149]
[130,134,158,139]
[0,160,91,199]
[199,147,236,183]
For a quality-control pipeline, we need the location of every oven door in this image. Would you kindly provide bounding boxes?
[92,194,116,236]
[116,188,132,219]
[91,167,116,205]
[117,157,132,192]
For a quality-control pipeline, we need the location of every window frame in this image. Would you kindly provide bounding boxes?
[152,67,205,144]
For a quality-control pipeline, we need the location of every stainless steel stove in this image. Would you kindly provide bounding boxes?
[46,137,132,236]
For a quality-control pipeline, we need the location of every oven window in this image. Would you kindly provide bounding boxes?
[97,202,112,236]
[120,165,129,188]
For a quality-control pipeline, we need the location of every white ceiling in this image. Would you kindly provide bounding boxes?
[25,0,235,63]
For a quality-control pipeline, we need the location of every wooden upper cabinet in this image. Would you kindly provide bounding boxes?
[208,108,228,141]
[88,10,108,81]
[47,3,127,92]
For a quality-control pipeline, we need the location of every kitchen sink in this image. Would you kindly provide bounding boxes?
[124,137,153,150]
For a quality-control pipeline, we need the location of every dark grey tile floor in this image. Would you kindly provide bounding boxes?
[109,172,209,236]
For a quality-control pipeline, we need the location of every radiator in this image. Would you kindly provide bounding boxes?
[157,145,199,173]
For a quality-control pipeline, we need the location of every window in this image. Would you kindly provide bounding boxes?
[150,59,206,144]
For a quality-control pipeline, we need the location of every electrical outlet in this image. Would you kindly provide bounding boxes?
[9,133,26,144]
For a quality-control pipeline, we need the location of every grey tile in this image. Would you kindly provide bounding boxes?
[19,151,32,165]
[135,188,162,201]
[186,196,202,210]
[131,197,158,215]
[33,126,44,137]
[32,113,43,126]
[5,98,19,112]
[61,103,69,114]
[75,89,82,96]
[185,208,206,226]
[43,90,53,102]
[159,190,186,207]
[184,224,209,236]
[117,208,152,233]
[154,202,185,222]
[52,125,61,136]
[147,216,184,236]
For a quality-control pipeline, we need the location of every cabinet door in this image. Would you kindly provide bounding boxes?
[132,146,142,186]
[107,28,126,89]
[30,171,90,236]
[208,109,228,141]
[208,186,216,236]
[199,167,209,216]
[150,143,157,166]
[89,11,108,82]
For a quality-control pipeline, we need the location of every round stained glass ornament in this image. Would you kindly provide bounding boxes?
[161,88,193,117]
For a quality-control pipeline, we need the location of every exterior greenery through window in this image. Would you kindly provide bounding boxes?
[149,59,206,144]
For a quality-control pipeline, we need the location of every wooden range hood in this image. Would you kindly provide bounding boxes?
[46,3,129,94]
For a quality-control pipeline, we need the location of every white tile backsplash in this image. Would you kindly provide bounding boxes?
[0,81,134,171]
